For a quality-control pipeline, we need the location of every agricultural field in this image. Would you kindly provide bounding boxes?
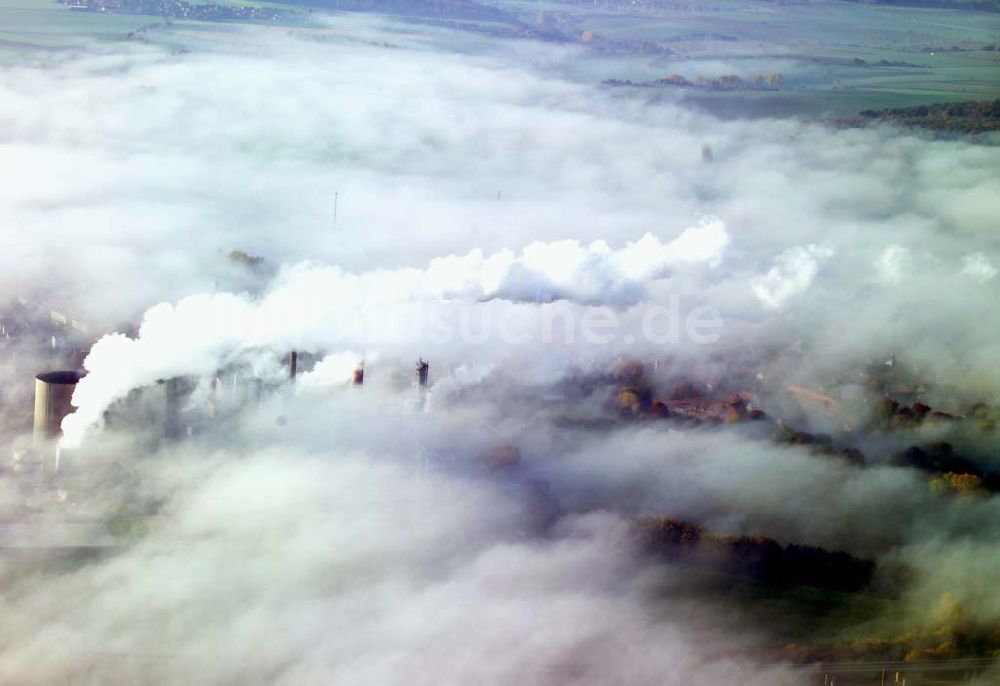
[0,0,151,52]
[0,0,307,58]
[496,0,1000,116]
[5,0,995,118]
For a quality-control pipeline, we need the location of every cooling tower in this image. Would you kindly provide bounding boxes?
[33,370,85,445]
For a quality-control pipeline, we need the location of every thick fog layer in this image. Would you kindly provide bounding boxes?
[0,14,998,686]
[1,25,997,397]
[1,391,809,685]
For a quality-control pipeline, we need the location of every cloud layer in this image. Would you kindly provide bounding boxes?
[0,13,998,685]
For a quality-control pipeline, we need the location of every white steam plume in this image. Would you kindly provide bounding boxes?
[62,219,730,447]
[751,244,834,310]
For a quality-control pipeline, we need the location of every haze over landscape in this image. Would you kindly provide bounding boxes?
[0,0,997,684]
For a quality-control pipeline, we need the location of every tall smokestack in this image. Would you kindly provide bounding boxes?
[353,363,364,386]
[416,358,429,388]
[158,377,186,440]
[289,350,298,380]
[33,370,85,446]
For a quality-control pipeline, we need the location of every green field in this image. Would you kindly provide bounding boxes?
[0,0,152,52]
[0,0,304,58]
[0,0,995,116]
[498,0,1000,116]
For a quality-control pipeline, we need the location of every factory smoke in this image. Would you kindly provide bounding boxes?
[61,217,745,446]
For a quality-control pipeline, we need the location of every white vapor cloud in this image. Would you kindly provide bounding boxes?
[751,244,833,310]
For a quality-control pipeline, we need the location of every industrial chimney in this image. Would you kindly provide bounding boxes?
[416,358,429,388]
[33,370,85,445]
[353,363,365,386]
[289,350,298,380]
[157,377,187,440]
